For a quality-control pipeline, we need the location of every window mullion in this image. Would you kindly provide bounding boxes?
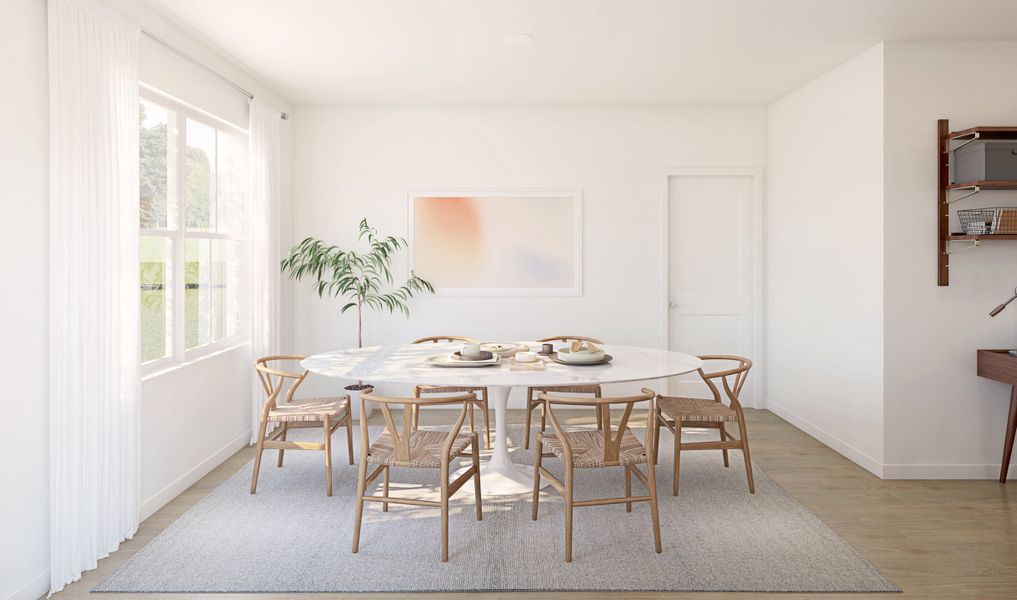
[173,106,187,362]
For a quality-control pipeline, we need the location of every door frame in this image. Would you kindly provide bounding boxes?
[658,167,765,408]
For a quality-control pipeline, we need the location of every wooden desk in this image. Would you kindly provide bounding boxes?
[977,349,1017,482]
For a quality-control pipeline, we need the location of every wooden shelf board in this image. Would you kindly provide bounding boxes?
[947,234,1017,241]
[946,126,1017,141]
[947,180,1017,191]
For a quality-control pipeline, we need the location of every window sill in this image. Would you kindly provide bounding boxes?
[142,339,250,382]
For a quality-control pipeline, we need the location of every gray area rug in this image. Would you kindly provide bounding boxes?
[94,426,898,593]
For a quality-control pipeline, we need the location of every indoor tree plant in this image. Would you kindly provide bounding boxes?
[281,219,434,419]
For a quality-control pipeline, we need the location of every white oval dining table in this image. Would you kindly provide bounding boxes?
[302,343,703,496]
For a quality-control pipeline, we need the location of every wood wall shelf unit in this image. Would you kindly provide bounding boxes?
[938,119,1017,286]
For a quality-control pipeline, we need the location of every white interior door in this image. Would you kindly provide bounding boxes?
[666,172,760,406]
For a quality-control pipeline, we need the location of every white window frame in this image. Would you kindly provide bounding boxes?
[141,85,250,376]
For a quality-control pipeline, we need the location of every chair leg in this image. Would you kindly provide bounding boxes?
[250,418,268,494]
[720,422,730,467]
[323,415,333,497]
[653,412,662,464]
[472,433,483,521]
[645,463,662,553]
[540,400,547,431]
[481,389,491,449]
[345,416,355,465]
[624,464,632,513]
[412,388,421,430]
[672,423,682,497]
[277,423,288,467]
[595,387,603,430]
[737,418,756,494]
[468,401,476,438]
[381,466,390,512]
[564,463,574,563]
[524,388,534,449]
[351,456,368,553]
[440,469,450,562]
[531,437,543,521]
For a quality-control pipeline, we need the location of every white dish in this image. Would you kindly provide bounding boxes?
[481,342,524,355]
[426,355,500,368]
[514,351,538,363]
[556,348,607,364]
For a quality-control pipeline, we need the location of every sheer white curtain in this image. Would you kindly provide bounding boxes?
[47,0,140,593]
[249,99,283,441]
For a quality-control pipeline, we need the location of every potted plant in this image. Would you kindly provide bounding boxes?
[281,219,434,420]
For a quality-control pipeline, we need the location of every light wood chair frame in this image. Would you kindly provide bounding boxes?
[653,355,755,496]
[531,388,661,562]
[251,355,354,497]
[524,335,606,450]
[410,335,492,448]
[352,390,483,562]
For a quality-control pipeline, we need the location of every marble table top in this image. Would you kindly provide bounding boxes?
[301,342,703,387]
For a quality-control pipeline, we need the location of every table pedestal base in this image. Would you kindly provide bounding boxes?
[454,385,548,496]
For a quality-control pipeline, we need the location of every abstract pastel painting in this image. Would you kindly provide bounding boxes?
[408,190,582,295]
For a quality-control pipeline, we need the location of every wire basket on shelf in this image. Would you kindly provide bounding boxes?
[957,207,1017,235]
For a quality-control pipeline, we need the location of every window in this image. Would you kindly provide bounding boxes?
[140,88,247,369]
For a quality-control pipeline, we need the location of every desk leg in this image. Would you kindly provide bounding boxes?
[1002,385,1017,483]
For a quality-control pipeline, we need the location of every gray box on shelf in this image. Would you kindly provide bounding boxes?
[952,140,1017,183]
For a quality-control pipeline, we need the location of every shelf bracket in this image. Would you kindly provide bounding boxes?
[946,239,981,255]
[948,132,980,153]
[947,185,980,203]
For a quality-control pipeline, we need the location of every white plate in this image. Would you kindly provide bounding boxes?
[556,348,607,364]
[481,342,524,355]
[426,355,501,368]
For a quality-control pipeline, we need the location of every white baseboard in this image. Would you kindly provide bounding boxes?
[765,400,884,478]
[2,568,48,600]
[883,462,1017,479]
[140,429,251,521]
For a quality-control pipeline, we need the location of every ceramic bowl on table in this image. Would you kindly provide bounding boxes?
[514,351,538,363]
[555,347,607,364]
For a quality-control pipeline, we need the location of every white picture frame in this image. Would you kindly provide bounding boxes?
[406,188,583,296]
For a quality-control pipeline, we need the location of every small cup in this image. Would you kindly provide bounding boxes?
[462,342,482,358]
[541,343,554,354]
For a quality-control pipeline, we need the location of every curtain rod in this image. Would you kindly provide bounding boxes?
[141,29,290,120]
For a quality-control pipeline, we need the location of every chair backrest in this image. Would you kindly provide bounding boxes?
[358,391,476,467]
[697,355,752,408]
[254,355,309,418]
[540,388,656,467]
[412,335,478,344]
[536,334,604,344]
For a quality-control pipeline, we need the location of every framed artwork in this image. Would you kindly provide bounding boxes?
[407,189,582,296]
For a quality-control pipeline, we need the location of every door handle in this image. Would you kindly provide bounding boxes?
[669,301,678,309]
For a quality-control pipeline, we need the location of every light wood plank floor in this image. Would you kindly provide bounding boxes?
[53,409,1016,600]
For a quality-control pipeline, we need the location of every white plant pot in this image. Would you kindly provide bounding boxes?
[345,384,375,421]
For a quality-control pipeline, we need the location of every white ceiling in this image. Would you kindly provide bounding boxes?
[148,0,1017,106]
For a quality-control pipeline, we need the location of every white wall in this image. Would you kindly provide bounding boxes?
[0,2,294,599]
[766,44,885,475]
[883,41,1017,478]
[0,1,51,598]
[292,106,767,403]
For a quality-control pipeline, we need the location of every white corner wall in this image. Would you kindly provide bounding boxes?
[291,106,767,403]
[0,1,51,598]
[766,44,885,475]
[883,41,1017,479]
